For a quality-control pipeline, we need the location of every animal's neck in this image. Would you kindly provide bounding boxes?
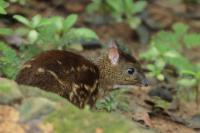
[90,55,115,90]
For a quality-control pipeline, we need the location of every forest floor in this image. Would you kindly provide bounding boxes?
[1,0,200,133]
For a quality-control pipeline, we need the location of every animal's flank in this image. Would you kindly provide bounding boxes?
[16,43,148,108]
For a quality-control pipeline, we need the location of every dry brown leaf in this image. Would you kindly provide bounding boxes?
[0,105,19,122]
[95,128,103,133]
[0,121,25,133]
[38,122,54,133]
[132,108,152,127]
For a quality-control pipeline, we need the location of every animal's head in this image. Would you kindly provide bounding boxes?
[99,41,148,87]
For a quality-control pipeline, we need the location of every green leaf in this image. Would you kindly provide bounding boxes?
[50,16,63,32]
[14,15,30,27]
[156,59,166,69]
[165,53,193,72]
[0,42,20,78]
[127,17,141,29]
[31,15,42,28]
[106,0,123,12]
[147,64,156,72]
[65,28,99,42]
[157,74,164,81]
[172,22,189,36]
[153,31,181,51]
[37,18,52,27]
[0,28,13,35]
[184,33,200,48]
[63,14,78,32]
[124,0,134,14]
[132,1,147,14]
[0,7,6,14]
[20,44,41,60]
[0,42,17,59]
[0,0,8,6]
[181,70,196,77]
[153,41,172,54]
[164,51,179,58]
[146,60,165,80]
[28,30,38,44]
[37,25,57,44]
[177,78,197,87]
[139,46,159,60]
[0,0,9,14]
[86,0,101,13]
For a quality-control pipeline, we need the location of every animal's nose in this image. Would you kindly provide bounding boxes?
[141,78,149,87]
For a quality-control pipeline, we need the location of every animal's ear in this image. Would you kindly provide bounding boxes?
[108,40,119,65]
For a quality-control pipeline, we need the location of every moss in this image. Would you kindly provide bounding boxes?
[19,85,65,102]
[0,80,13,93]
[45,105,158,133]
[0,78,22,104]
[19,97,57,122]
[0,78,158,133]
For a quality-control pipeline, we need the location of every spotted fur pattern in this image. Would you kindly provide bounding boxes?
[16,49,147,108]
[95,50,146,90]
[16,50,99,108]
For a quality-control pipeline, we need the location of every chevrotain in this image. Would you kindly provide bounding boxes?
[16,41,148,108]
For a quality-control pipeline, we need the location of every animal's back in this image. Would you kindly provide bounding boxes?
[16,50,100,108]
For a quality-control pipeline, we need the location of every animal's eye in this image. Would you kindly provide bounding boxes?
[127,68,135,75]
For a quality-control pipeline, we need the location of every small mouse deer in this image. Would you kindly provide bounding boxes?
[16,41,148,108]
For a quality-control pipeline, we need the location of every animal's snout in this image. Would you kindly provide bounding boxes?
[141,78,149,87]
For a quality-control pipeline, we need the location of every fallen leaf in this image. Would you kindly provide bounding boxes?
[95,128,103,133]
[132,107,152,127]
[0,121,25,133]
[0,105,19,122]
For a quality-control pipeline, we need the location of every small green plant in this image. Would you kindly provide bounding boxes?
[0,0,9,14]
[140,22,200,104]
[14,14,52,44]
[146,58,165,81]
[0,0,27,15]
[140,23,200,81]
[86,0,147,29]
[0,13,99,79]
[177,64,200,104]
[95,89,130,112]
[0,42,20,79]
[12,14,99,61]
[96,93,118,112]
[14,14,98,48]
[0,0,13,36]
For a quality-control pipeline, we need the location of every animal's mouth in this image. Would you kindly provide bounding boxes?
[134,80,149,87]
[112,83,147,90]
[140,78,149,87]
[134,82,144,87]
[124,78,149,87]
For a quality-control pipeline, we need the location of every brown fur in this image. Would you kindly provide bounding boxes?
[16,50,99,108]
[16,49,147,108]
[95,50,146,88]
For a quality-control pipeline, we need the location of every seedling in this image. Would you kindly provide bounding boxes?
[86,0,147,29]
[140,23,200,80]
[140,22,200,103]
[0,42,20,78]
[0,0,9,14]
[177,64,200,106]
